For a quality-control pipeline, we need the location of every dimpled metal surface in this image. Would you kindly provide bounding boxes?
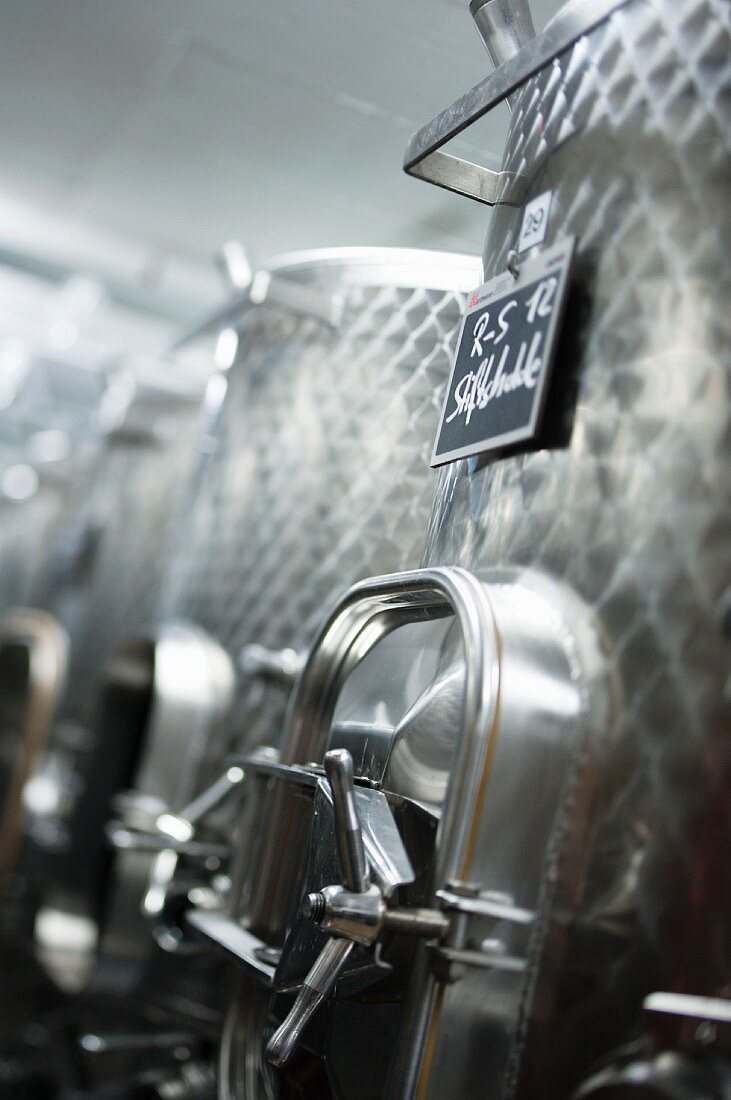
[420,1,731,1096]
[161,252,480,759]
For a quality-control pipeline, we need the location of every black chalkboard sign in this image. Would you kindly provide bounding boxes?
[431,237,574,467]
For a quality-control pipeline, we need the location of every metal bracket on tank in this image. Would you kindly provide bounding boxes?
[403,0,632,205]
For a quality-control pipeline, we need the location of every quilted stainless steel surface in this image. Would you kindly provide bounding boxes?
[160,249,481,764]
[416,0,731,1096]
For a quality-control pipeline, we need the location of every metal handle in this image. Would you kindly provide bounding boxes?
[142,766,246,953]
[403,0,630,204]
[107,825,229,860]
[266,937,355,1068]
[156,764,245,843]
[265,750,368,1067]
[324,749,369,895]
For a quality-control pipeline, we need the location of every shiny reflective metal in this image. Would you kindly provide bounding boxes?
[404,0,731,1095]
[216,240,254,292]
[95,624,236,966]
[185,908,279,985]
[142,767,244,955]
[306,883,387,945]
[244,568,498,940]
[152,253,480,1043]
[23,391,202,964]
[324,749,369,894]
[266,746,398,1068]
[0,452,96,618]
[266,741,452,1069]
[573,1049,731,1100]
[470,0,535,70]
[643,993,731,1057]
[181,248,481,350]
[403,0,632,203]
[0,609,68,890]
[221,564,610,1097]
[79,1030,199,1056]
[161,247,481,773]
[265,937,356,1072]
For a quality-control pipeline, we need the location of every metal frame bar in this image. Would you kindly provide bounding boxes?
[279,567,501,891]
[403,0,633,205]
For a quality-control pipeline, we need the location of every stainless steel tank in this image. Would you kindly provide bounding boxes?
[107,246,480,953]
[40,248,481,1094]
[159,247,482,763]
[418,0,731,1091]
[213,2,731,1098]
[19,384,203,990]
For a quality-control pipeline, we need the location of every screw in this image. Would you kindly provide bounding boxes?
[303,892,326,922]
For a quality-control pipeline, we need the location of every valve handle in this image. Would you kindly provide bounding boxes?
[265,750,368,1068]
[324,748,369,894]
[265,937,355,1067]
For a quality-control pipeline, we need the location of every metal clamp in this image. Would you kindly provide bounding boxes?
[403,0,632,205]
[265,750,536,1065]
[267,748,448,1067]
[429,882,534,981]
[247,567,501,958]
[266,749,372,1067]
[140,765,246,952]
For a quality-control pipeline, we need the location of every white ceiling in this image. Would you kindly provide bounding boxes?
[0,0,560,321]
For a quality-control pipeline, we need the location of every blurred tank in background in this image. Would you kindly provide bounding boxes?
[21,380,202,969]
[0,246,482,1098]
[0,375,205,1099]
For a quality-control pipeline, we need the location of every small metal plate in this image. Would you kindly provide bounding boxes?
[517,191,552,253]
[431,238,574,467]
